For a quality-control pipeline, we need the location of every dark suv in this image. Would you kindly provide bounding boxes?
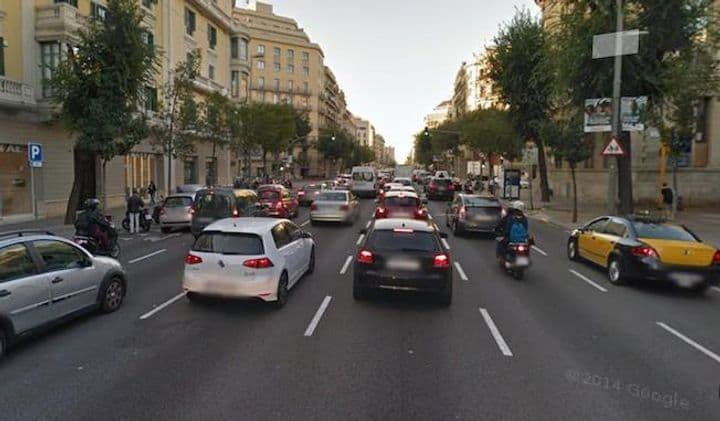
[426,177,455,201]
[190,188,265,237]
[446,194,504,236]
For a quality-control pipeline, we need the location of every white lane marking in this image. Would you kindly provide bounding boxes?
[711,286,720,294]
[356,234,365,246]
[479,308,513,357]
[656,322,720,365]
[569,269,608,293]
[531,245,548,256]
[304,296,332,337]
[299,220,310,227]
[128,249,167,264]
[454,261,469,281]
[139,292,186,320]
[339,255,353,274]
[365,220,372,229]
[441,238,451,250]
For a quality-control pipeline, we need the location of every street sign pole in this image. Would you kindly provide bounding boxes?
[608,0,624,216]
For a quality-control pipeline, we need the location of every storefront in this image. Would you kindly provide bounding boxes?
[124,153,161,197]
[0,143,33,218]
[183,157,198,184]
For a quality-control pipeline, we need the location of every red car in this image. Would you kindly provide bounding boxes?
[374,191,428,220]
[257,184,299,219]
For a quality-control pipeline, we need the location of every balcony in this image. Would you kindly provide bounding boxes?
[35,3,85,42]
[0,77,36,109]
[250,86,312,96]
[193,75,227,96]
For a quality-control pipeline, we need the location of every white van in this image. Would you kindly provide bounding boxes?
[350,166,377,198]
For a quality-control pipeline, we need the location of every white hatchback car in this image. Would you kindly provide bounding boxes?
[183,218,315,307]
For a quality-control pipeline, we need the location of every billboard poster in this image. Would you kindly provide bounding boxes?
[584,96,648,133]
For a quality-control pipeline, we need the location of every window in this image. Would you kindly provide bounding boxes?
[271,223,291,249]
[0,38,5,76]
[303,66,310,76]
[303,82,309,93]
[33,240,86,272]
[54,0,78,7]
[273,47,281,59]
[285,222,300,242]
[142,30,155,49]
[585,218,609,233]
[273,62,280,72]
[40,42,62,98]
[144,86,158,112]
[90,2,107,21]
[631,222,698,242]
[288,80,294,91]
[207,24,217,50]
[604,221,628,238]
[164,196,193,208]
[256,60,265,70]
[231,37,239,59]
[0,244,37,283]
[287,49,294,60]
[257,44,265,55]
[302,51,309,62]
[208,64,215,81]
[257,76,264,89]
[273,78,280,91]
[192,232,264,255]
[231,71,240,97]
[367,230,440,253]
[287,64,294,74]
[239,38,248,60]
[142,0,155,8]
[272,93,279,104]
[184,8,196,36]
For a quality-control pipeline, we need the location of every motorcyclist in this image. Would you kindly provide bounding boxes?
[75,199,113,250]
[496,200,529,260]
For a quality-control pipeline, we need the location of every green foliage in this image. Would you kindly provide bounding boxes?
[199,91,232,158]
[50,0,158,161]
[541,112,592,169]
[317,126,373,167]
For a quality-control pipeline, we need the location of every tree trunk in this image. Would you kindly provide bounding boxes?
[262,149,268,177]
[618,131,634,215]
[571,163,578,223]
[536,138,551,202]
[64,148,97,224]
[101,159,108,213]
[672,160,678,218]
[167,149,173,195]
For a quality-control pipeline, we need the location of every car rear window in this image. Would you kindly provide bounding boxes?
[192,232,264,255]
[195,193,232,217]
[433,179,452,186]
[367,230,439,253]
[353,172,374,182]
[385,196,419,207]
[632,222,698,242]
[318,192,347,201]
[259,190,280,200]
[464,197,499,207]
[165,197,193,208]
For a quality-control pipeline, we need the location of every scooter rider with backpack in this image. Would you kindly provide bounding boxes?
[496,200,529,261]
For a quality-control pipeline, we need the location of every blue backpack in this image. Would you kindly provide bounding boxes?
[508,220,528,243]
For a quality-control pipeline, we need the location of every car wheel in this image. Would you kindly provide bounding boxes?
[438,282,452,306]
[607,257,626,285]
[100,277,125,313]
[109,243,121,259]
[452,220,463,237]
[307,247,315,275]
[0,328,6,360]
[186,292,201,303]
[161,227,171,234]
[567,239,579,261]
[121,218,130,232]
[274,272,289,308]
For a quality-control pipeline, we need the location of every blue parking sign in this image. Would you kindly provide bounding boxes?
[28,142,43,168]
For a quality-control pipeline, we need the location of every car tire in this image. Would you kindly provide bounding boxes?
[0,328,6,361]
[186,292,201,303]
[452,220,463,237]
[567,239,579,261]
[121,218,130,232]
[607,256,627,286]
[274,272,289,309]
[100,276,125,313]
[161,227,171,234]
[307,247,315,275]
[438,282,452,306]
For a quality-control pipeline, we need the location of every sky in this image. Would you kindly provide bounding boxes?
[261,0,539,163]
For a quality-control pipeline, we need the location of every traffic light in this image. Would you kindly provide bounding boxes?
[331,134,336,141]
[423,127,430,137]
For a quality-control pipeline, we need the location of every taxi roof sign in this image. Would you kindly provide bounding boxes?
[602,137,626,156]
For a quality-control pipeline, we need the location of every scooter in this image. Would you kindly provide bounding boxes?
[497,238,533,280]
[73,218,120,259]
[122,208,152,232]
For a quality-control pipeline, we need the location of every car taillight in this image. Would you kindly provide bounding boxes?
[357,249,375,264]
[448,184,455,191]
[310,203,318,211]
[712,250,720,264]
[501,208,507,218]
[513,244,529,254]
[243,257,274,268]
[459,206,466,218]
[340,204,349,211]
[160,207,166,215]
[232,208,239,217]
[185,254,203,265]
[190,206,196,215]
[414,209,427,219]
[298,191,305,196]
[433,253,450,268]
[632,246,658,258]
[276,201,284,209]
[375,208,387,218]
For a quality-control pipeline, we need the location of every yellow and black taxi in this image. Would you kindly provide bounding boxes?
[567,216,720,292]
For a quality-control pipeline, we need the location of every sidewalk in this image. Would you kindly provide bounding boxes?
[0,206,130,238]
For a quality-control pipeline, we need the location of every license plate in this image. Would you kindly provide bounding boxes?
[515,257,530,266]
[670,272,703,286]
[386,258,421,271]
[438,187,446,192]
[474,215,491,222]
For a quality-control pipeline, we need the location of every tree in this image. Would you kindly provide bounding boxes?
[150,50,200,194]
[258,103,296,175]
[317,127,354,175]
[486,9,554,201]
[199,91,232,185]
[413,130,434,167]
[50,0,157,222]
[294,110,313,170]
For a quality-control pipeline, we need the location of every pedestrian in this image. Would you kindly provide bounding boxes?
[147,180,157,205]
[661,182,674,219]
[127,189,144,234]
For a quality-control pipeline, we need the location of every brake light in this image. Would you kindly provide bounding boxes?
[414,209,427,219]
[232,208,239,217]
[433,253,450,268]
[448,184,455,191]
[632,246,658,258]
[459,206,466,218]
[185,254,203,265]
[501,208,507,218]
[243,257,274,268]
[276,201,284,209]
[712,250,720,264]
[298,191,305,196]
[513,244,529,254]
[376,208,387,218]
[357,249,375,264]
[393,228,414,233]
[310,203,318,211]
[190,206,196,215]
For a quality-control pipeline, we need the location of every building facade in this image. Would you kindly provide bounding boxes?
[449,51,500,120]
[424,100,451,129]
[353,117,375,148]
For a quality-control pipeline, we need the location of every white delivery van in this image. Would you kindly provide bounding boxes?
[350,166,377,198]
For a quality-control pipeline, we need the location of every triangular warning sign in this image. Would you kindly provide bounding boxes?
[602,137,626,156]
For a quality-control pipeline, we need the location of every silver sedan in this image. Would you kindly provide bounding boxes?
[310,190,360,225]
[159,194,195,233]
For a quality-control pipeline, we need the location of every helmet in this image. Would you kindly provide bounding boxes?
[508,200,526,212]
[84,198,100,210]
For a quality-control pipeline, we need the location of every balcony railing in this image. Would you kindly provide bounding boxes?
[35,3,85,42]
[0,77,36,109]
[250,86,312,96]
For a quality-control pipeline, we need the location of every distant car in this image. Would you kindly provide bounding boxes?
[258,184,299,219]
[353,218,452,305]
[393,177,413,187]
[375,190,428,220]
[350,166,377,198]
[183,218,315,307]
[310,190,360,225]
[159,194,195,233]
[297,183,325,206]
[336,174,352,185]
[190,188,265,237]
[568,216,720,292]
[0,230,127,359]
[434,171,450,179]
[446,195,504,236]
[426,177,456,201]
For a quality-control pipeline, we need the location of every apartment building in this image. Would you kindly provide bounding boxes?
[449,50,500,120]
[0,0,254,222]
[424,100,451,129]
[353,117,375,148]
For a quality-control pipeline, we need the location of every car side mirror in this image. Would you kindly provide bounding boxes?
[439,232,449,239]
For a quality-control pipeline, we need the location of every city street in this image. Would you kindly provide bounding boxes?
[1,198,719,421]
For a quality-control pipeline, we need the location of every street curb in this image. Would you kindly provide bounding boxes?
[527,212,576,231]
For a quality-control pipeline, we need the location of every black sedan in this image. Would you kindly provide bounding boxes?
[353,218,452,305]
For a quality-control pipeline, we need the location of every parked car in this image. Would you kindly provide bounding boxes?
[183,218,315,308]
[0,230,127,360]
[257,185,299,219]
[354,218,452,305]
[190,188,265,237]
[310,190,360,225]
[374,191,428,220]
[426,177,456,201]
[446,195,504,236]
[159,194,195,233]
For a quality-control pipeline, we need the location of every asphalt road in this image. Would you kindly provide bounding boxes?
[1,197,720,420]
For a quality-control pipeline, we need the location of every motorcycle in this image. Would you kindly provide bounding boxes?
[122,208,152,232]
[74,218,120,259]
[496,237,533,280]
[463,182,475,194]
